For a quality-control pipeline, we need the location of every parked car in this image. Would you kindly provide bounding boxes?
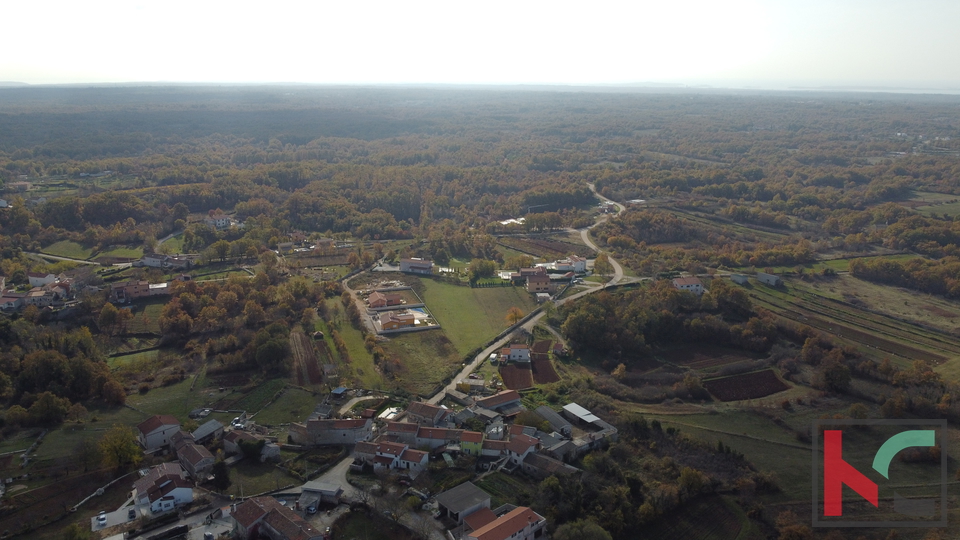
[128,508,137,519]
[97,512,107,525]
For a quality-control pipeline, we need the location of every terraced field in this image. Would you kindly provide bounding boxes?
[744,278,960,367]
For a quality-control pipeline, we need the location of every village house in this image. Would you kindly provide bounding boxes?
[192,419,224,445]
[132,463,189,506]
[384,421,420,445]
[367,291,402,308]
[177,442,215,479]
[475,390,523,416]
[500,344,530,363]
[526,273,553,294]
[0,293,24,311]
[137,415,181,452]
[460,430,484,456]
[400,258,433,275]
[416,427,463,450]
[506,434,539,465]
[204,214,233,230]
[352,440,429,473]
[232,497,323,540]
[27,272,57,288]
[24,288,57,308]
[287,418,373,446]
[380,311,415,331]
[110,280,151,303]
[510,266,546,285]
[223,430,259,455]
[405,401,450,426]
[465,506,547,540]
[672,276,705,295]
[521,452,579,480]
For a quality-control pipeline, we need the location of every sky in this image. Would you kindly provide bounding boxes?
[4,0,960,91]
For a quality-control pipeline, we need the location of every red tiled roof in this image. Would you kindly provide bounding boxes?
[482,440,508,451]
[354,441,378,455]
[406,401,443,419]
[178,443,213,466]
[374,455,394,466]
[377,441,408,456]
[460,431,483,444]
[262,506,322,540]
[386,421,419,433]
[137,415,180,436]
[469,507,545,540]
[464,507,498,531]
[507,434,538,455]
[232,497,284,529]
[331,419,370,429]
[476,390,520,409]
[224,430,258,444]
[417,427,461,440]
[400,449,428,463]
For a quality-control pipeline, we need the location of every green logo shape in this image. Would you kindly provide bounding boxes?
[872,430,936,479]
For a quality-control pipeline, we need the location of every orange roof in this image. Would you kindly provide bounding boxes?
[476,390,520,409]
[460,431,483,443]
[232,497,284,528]
[468,507,545,540]
[507,434,538,455]
[400,449,428,463]
[463,507,498,531]
[386,421,419,433]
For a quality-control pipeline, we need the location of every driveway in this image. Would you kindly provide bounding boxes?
[312,457,358,500]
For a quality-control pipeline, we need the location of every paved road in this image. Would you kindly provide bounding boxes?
[338,395,381,415]
[582,183,625,284]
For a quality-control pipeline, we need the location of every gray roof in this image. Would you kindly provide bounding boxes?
[435,481,490,514]
[535,406,572,433]
[192,419,224,440]
[303,481,343,495]
[562,403,600,423]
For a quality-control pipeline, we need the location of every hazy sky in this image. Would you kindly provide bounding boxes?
[4,0,959,90]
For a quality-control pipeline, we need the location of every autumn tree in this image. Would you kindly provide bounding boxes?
[593,252,613,278]
[553,520,612,540]
[506,306,525,326]
[99,425,143,469]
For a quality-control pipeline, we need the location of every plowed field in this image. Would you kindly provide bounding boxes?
[703,369,789,401]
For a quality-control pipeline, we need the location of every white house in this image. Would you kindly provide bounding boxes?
[672,277,705,296]
[137,415,181,452]
[500,344,530,363]
[147,477,194,513]
[568,255,587,274]
[27,272,57,288]
[399,258,433,275]
[204,214,232,230]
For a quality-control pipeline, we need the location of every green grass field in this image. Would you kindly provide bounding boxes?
[107,348,159,368]
[224,460,296,498]
[320,300,382,390]
[252,387,320,426]
[418,279,538,356]
[97,245,144,259]
[380,330,462,396]
[475,472,536,509]
[40,240,94,260]
[234,378,287,413]
[159,233,185,253]
[122,299,165,334]
[126,377,205,420]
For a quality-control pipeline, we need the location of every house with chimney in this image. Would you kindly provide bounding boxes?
[405,401,450,426]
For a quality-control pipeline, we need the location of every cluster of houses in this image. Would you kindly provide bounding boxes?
[109,274,192,303]
[434,481,547,540]
[132,413,280,513]
[287,388,616,486]
[0,273,74,311]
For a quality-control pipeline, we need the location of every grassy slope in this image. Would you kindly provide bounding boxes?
[41,240,94,259]
[418,279,538,356]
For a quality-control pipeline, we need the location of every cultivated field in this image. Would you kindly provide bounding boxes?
[703,370,790,402]
[380,330,461,396]
[41,240,94,259]
[499,364,534,389]
[496,236,593,260]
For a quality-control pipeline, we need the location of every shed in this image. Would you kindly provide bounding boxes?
[730,274,749,285]
[435,481,491,524]
[300,480,343,506]
[756,272,783,287]
[331,387,349,397]
[535,406,572,436]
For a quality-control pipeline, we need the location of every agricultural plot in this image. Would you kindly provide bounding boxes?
[474,472,536,509]
[746,277,960,366]
[122,299,165,334]
[703,369,789,401]
[95,245,143,260]
[658,345,759,372]
[499,363,534,389]
[252,387,320,426]
[290,331,323,386]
